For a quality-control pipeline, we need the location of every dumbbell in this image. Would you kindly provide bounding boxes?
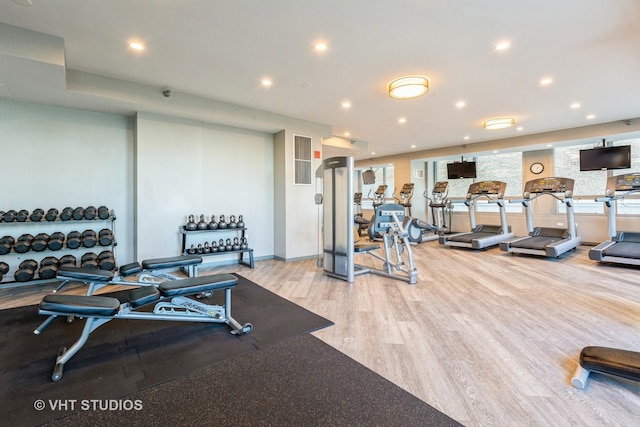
[59,207,73,221]
[29,208,45,222]
[15,259,37,282]
[81,252,99,269]
[0,261,9,281]
[14,234,34,253]
[98,229,114,246]
[31,233,50,252]
[66,231,82,249]
[0,210,4,223]
[82,230,97,248]
[3,210,17,222]
[0,236,14,255]
[59,254,77,268]
[39,256,60,280]
[84,206,97,220]
[72,207,85,220]
[98,251,116,271]
[16,209,29,222]
[46,208,60,222]
[47,232,66,251]
[97,205,110,220]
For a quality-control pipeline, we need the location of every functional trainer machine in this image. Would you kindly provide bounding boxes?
[321,157,418,284]
[439,180,514,249]
[589,172,640,265]
[500,177,581,257]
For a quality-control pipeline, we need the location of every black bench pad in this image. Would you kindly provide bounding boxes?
[57,266,114,282]
[40,294,120,316]
[119,262,142,276]
[142,255,202,270]
[158,274,237,297]
[580,346,640,382]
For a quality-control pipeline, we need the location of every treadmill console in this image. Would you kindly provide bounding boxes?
[607,173,640,195]
[374,185,387,195]
[432,181,449,195]
[524,177,574,197]
[399,183,414,196]
[466,181,507,199]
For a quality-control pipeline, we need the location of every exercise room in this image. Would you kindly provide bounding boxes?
[1,1,639,426]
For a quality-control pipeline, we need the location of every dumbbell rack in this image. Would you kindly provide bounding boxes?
[179,226,254,268]
[0,213,117,288]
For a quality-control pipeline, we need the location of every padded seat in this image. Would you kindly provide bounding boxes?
[57,266,114,282]
[40,294,120,316]
[580,346,640,382]
[142,255,202,270]
[128,286,161,308]
[158,273,237,297]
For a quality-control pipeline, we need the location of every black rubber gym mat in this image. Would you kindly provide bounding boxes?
[0,274,333,426]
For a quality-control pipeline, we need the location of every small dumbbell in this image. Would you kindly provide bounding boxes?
[15,259,37,282]
[98,229,114,246]
[48,232,66,251]
[0,261,9,281]
[59,207,73,221]
[82,230,97,248]
[72,207,85,220]
[66,231,82,249]
[98,251,116,271]
[14,234,34,253]
[59,254,77,268]
[46,208,60,221]
[16,209,29,222]
[84,206,97,220]
[39,256,60,280]
[97,205,110,220]
[31,233,50,252]
[81,252,99,269]
[29,208,44,222]
[3,210,17,222]
[0,236,14,255]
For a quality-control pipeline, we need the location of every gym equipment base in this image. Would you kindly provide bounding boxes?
[571,346,640,389]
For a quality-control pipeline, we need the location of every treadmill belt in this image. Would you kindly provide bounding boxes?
[603,241,640,259]
[509,236,564,250]
[447,231,499,243]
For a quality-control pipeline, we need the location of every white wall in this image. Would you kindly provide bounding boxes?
[135,112,274,264]
[0,99,134,276]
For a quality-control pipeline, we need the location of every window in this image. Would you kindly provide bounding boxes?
[294,135,312,185]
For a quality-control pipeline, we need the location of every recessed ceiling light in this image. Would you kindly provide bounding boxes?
[371,152,376,155]
[398,117,407,124]
[540,77,553,86]
[492,150,499,154]
[495,41,510,51]
[570,102,581,109]
[343,131,350,137]
[516,126,523,131]
[464,136,470,140]
[586,114,596,120]
[129,41,144,51]
[261,78,272,87]
[314,42,328,52]
[411,145,416,149]
[341,101,351,109]
[455,101,466,108]
[546,144,553,147]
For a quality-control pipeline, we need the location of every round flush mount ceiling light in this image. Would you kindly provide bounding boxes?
[483,117,515,130]
[388,76,429,99]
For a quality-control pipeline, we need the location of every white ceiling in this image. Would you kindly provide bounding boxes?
[1,0,640,160]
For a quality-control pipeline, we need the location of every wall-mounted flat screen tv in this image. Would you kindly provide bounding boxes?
[362,169,376,184]
[579,145,631,171]
[447,161,477,179]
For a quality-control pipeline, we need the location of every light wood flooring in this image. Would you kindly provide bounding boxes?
[2,243,640,426]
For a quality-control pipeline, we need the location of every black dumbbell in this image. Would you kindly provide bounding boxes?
[47,232,65,251]
[46,208,60,221]
[81,252,99,269]
[72,207,85,220]
[98,251,115,271]
[0,236,13,255]
[3,210,17,222]
[66,231,82,249]
[14,234,34,253]
[0,210,4,223]
[59,207,73,221]
[31,233,50,252]
[84,206,97,220]
[97,205,110,220]
[39,256,60,280]
[29,208,44,222]
[59,254,77,268]
[15,259,37,282]
[0,261,9,281]
[16,209,29,222]
[82,230,97,248]
[98,229,114,246]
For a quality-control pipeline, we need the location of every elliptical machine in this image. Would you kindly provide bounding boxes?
[405,181,451,243]
[367,185,388,241]
[354,192,369,237]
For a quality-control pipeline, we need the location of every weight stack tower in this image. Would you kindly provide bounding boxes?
[322,156,355,282]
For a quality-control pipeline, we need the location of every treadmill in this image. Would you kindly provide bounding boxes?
[499,177,582,257]
[589,172,640,265]
[439,180,514,249]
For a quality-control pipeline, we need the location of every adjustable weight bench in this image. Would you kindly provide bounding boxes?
[35,273,252,381]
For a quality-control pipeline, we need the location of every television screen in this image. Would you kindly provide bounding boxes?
[362,169,376,184]
[579,145,631,171]
[447,161,477,179]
